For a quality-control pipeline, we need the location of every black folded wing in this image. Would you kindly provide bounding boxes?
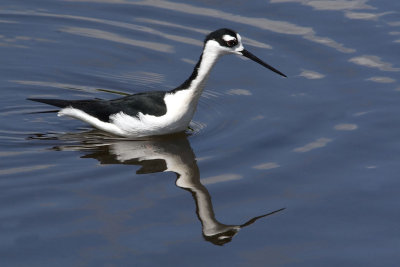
[28,91,167,122]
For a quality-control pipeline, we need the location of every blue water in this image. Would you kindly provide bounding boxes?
[1,0,400,266]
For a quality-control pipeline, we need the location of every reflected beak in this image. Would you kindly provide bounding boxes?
[240,49,287,78]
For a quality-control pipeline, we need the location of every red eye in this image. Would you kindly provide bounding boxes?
[226,40,237,47]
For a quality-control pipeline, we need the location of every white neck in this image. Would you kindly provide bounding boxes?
[161,41,225,132]
[172,40,223,97]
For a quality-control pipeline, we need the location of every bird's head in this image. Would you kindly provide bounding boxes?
[204,28,286,77]
[204,28,244,55]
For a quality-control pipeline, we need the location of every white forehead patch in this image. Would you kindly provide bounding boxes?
[236,33,242,42]
[222,34,236,42]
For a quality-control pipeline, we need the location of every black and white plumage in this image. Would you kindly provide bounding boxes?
[29,28,286,137]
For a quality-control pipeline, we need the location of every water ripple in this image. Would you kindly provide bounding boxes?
[0,165,55,176]
[136,18,273,49]
[293,137,333,153]
[270,0,374,11]
[349,55,400,71]
[2,10,201,48]
[60,27,173,53]
[65,0,355,53]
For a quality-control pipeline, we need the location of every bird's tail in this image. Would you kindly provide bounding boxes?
[27,98,72,108]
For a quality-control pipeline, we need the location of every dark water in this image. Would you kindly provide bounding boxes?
[1,0,400,266]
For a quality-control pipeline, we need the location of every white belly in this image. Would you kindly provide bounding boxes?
[58,90,199,137]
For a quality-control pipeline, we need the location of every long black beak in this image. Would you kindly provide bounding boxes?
[240,49,287,78]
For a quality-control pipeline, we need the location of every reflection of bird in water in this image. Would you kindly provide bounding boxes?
[177,172,284,245]
[45,131,284,246]
[28,28,286,137]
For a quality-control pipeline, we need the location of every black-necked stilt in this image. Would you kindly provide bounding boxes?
[29,28,286,137]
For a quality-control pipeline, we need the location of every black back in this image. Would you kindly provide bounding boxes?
[28,91,167,122]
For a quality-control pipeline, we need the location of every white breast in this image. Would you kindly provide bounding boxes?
[111,89,199,137]
[58,89,199,137]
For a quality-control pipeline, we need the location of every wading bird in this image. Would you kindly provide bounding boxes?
[29,28,286,137]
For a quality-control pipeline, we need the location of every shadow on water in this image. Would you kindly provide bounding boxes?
[29,131,284,246]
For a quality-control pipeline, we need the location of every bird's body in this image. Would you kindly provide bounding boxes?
[29,29,286,137]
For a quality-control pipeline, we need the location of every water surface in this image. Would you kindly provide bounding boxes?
[1,0,400,266]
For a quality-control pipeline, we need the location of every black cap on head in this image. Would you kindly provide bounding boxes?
[204,28,238,46]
